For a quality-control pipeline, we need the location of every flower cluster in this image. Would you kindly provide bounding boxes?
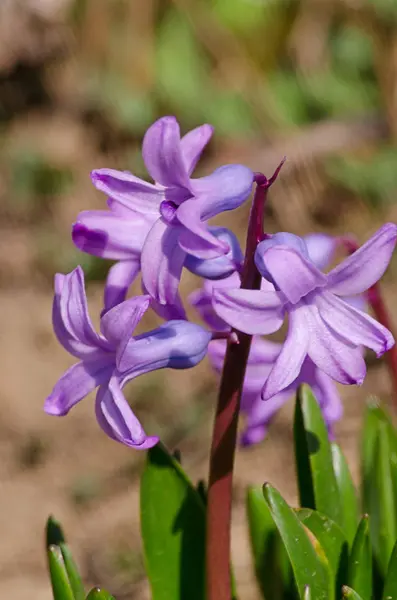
[46,115,397,449]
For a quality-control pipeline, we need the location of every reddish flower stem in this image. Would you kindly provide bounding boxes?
[206,161,284,600]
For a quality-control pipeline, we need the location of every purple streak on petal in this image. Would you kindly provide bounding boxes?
[177,199,229,259]
[316,291,394,357]
[141,218,187,304]
[189,164,254,219]
[45,359,114,416]
[212,289,284,335]
[185,227,244,279]
[180,124,213,174]
[160,200,178,223]
[255,244,327,304]
[262,305,310,400]
[72,211,151,260]
[147,292,187,321]
[306,302,366,385]
[117,320,211,375]
[142,116,191,189]
[91,169,163,215]
[95,380,159,449]
[327,223,397,296]
[100,295,150,346]
[103,260,141,313]
[304,233,337,270]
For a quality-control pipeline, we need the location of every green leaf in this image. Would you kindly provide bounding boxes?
[246,486,292,599]
[47,545,75,600]
[348,515,372,600]
[85,589,115,600]
[263,483,331,600]
[296,508,348,590]
[294,385,343,527]
[46,516,66,547]
[383,540,397,600]
[342,586,365,600]
[331,444,359,546]
[140,443,206,600]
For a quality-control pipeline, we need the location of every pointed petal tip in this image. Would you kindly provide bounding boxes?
[44,395,68,416]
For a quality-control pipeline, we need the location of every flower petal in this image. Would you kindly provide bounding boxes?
[212,289,284,335]
[95,380,159,449]
[255,244,327,304]
[312,369,343,425]
[316,291,394,357]
[304,233,337,270]
[189,164,254,219]
[142,116,191,188]
[180,124,213,175]
[100,295,150,346]
[262,305,310,400]
[103,260,141,313]
[117,320,212,375]
[91,169,163,215]
[185,226,244,278]
[45,359,114,416]
[327,223,397,295]
[177,200,229,259]
[306,303,366,385]
[141,218,187,304]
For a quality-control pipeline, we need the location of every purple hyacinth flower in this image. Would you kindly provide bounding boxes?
[213,224,397,401]
[74,116,253,307]
[45,267,212,449]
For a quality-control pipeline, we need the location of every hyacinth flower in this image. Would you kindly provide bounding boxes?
[45,267,212,449]
[212,224,397,401]
[72,116,253,308]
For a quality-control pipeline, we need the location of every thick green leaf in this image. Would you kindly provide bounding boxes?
[140,443,206,600]
[263,483,331,600]
[296,508,348,591]
[46,516,85,600]
[331,444,359,547]
[361,400,390,513]
[48,545,75,600]
[247,486,292,599]
[294,385,343,528]
[85,589,115,600]
[342,586,364,600]
[348,515,372,600]
[383,540,397,600]
[46,515,65,547]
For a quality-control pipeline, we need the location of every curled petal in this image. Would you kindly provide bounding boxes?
[304,233,338,270]
[262,305,310,400]
[255,244,327,304]
[117,320,212,375]
[103,260,141,313]
[141,219,187,304]
[316,291,394,357]
[327,223,397,296]
[72,210,151,260]
[306,303,366,385]
[95,380,159,450]
[148,293,187,322]
[180,124,213,175]
[185,227,244,279]
[91,169,163,215]
[142,116,191,188]
[190,277,238,331]
[45,359,114,416]
[189,164,254,219]
[100,295,150,346]
[212,289,284,335]
[177,200,229,259]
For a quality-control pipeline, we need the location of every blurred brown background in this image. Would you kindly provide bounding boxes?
[1,1,397,598]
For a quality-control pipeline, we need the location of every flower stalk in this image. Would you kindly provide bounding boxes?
[205,163,284,600]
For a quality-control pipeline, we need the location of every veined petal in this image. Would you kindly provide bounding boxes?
[189,164,254,219]
[91,169,163,215]
[72,210,151,260]
[306,303,366,385]
[95,380,159,450]
[177,200,229,259]
[255,244,327,304]
[327,223,397,295]
[100,295,150,346]
[262,305,309,400]
[141,218,187,304]
[185,226,244,279]
[44,359,114,416]
[103,260,141,313]
[116,320,212,375]
[147,293,187,321]
[142,116,191,188]
[304,233,338,270]
[180,124,213,175]
[212,289,284,335]
[316,291,394,357]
